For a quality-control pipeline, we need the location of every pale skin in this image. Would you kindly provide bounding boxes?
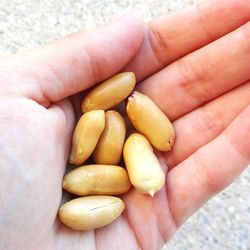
[0,0,250,249]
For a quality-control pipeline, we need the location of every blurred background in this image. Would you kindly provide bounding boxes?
[0,0,249,249]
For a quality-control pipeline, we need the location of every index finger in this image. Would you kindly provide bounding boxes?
[124,0,250,81]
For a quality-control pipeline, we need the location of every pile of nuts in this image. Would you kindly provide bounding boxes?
[58,72,175,231]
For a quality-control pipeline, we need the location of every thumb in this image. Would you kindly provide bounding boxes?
[2,15,144,105]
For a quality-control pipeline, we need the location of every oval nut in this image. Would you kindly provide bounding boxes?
[93,111,126,164]
[69,110,105,165]
[126,91,175,151]
[81,72,136,112]
[123,133,165,196]
[63,164,131,196]
[59,196,125,230]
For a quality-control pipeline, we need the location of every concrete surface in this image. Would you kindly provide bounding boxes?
[0,0,249,249]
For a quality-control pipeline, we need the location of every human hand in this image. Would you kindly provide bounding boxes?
[0,0,249,249]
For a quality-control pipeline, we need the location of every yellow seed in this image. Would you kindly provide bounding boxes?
[59,196,125,231]
[63,164,131,196]
[93,111,126,164]
[81,72,136,112]
[69,110,105,165]
[123,133,165,196]
[126,91,175,151]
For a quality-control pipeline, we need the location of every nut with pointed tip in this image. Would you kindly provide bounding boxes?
[126,91,175,151]
[58,196,125,230]
[69,110,105,165]
[123,133,165,196]
[63,164,131,196]
[93,110,126,164]
[81,72,136,112]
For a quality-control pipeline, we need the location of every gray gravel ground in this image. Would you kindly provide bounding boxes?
[0,0,249,249]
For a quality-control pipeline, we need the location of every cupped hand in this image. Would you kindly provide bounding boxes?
[0,0,250,249]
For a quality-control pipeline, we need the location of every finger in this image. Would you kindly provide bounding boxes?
[124,0,250,81]
[138,21,250,120]
[166,81,250,168]
[2,15,144,105]
[167,105,250,226]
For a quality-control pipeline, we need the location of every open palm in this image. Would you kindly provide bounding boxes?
[0,0,250,249]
